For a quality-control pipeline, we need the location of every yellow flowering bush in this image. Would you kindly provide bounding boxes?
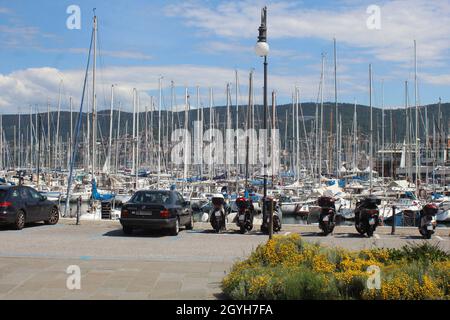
[222,234,450,300]
[312,254,335,273]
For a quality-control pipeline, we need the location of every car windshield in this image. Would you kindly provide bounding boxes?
[131,191,172,205]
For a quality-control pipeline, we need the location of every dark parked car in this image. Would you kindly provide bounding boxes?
[120,190,193,236]
[0,185,59,230]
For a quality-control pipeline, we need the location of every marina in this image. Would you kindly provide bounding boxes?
[0,1,449,302]
[0,10,448,232]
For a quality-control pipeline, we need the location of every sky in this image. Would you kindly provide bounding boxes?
[0,0,450,113]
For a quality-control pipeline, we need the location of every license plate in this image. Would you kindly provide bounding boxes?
[239,215,245,221]
[322,216,329,222]
[215,211,222,217]
[427,225,434,231]
[369,218,375,225]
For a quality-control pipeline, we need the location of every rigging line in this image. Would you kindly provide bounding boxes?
[94,19,110,113]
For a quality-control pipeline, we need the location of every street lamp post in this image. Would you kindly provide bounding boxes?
[255,7,271,239]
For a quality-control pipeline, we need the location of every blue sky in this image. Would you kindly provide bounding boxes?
[1,0,450,112]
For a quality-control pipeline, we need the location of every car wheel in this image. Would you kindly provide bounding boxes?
[186,215,194,230]
[45,207,59,225]
[123,226,133,235]
[171,218,180,236]
[14,210,25,230]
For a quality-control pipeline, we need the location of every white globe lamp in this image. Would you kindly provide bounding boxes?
[255,41,270,57]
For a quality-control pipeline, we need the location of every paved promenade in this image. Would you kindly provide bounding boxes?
[0,220,448,299]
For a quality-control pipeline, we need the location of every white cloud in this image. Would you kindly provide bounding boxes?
[420,73,450,86]
[165,0,450,64]
[0,65,337,113]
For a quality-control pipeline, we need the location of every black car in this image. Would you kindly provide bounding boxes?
[0,185,60,230]
[120,190,193,236]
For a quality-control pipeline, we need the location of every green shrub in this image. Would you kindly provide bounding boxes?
[283,267,340,300]
[387,242,449,264]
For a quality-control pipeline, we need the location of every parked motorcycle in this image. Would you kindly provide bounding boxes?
[210,194,227,233]
[261,198,282,234]
[418,203,438,239]
[354,196,381,237]
[318,196,336,236]
[235,197,255,234]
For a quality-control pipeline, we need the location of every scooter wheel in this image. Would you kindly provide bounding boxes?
[355,225,365,235]
[239,226,246,234]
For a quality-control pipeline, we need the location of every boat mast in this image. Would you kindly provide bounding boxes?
[115,102,121,174]
[183,88,189,189]
[196,85,203,178]
[55,80,62,171]
[369,64,373,194]
[414,40,420,197]
[291,92,295,177]
[91,11,97,177]
[0,114,2,170]
[124,120,128,170]
[29,105,33,172]
[353,99,357,171]
[136,91,140,189]
[209,87,213,181]
[405,81,410,181]
[132,88,137,178]
[381,79,385,180]
[334,38,339,178]
[107,84,114,173]
[86,87,90,172]
[145,101,148,166]
[272,90,276,183]
[69,96,73,169]
[404,81,409,180]
[170,82,175,176]
[245,71,253,188]
[295,87,300,180]
[318,54,325,187]
[209,87,214,181]
[425,96,429,185]
[158,76,163,188]
[226,83,231,177]
[235,70,239,177]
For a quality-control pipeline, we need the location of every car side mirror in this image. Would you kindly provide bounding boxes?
[41,195,47,201]
[184,201,190,207]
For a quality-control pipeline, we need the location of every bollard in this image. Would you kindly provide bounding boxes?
[269,199,274,239]
[391,206,396,235]
[76,196,81,225]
